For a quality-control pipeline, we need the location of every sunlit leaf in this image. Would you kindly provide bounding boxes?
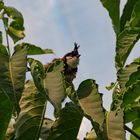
[15,43,54,55]
[4,6,25,43]
[77,79,105,128]
[0,47,27,112]
[15,80,47,140]
[48,102,83,140]
[5,117,15,140]
[40,118,54,140]
[45,60,66,113]
[100,0,120,34]
[0,89,13,140]
[7,26,25,43]
[106,109,125,140]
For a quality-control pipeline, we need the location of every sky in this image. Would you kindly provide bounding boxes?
[3,0,140,139]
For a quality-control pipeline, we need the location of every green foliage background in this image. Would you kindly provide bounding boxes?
[0,0,140,140]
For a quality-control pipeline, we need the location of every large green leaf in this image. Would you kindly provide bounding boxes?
[122,80,140,107]
[15,80,47,140]
[77,79,106,139]
[120,0,138,32]
[130,119,140,140]
[77,79,105,128]
[47,102,83,140]
[115,0,140,69]
[0,46,27,112]
[115,28,140,69]
[106,109,125,140]
[0,89,13,140]
[45,60,66,113]
[15,43,54,55]
[100,0,120,34]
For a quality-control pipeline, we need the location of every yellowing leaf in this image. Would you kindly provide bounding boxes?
[106,109,125,140]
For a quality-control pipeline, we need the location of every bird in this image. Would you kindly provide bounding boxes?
[62,43,80,82]
[45,43,80,83]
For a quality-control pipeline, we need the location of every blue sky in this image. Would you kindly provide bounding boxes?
[4,0,139,139]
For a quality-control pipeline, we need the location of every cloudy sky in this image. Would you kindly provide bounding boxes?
[3,0,139,139]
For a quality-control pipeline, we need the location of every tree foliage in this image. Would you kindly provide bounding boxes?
[0,0,140,140]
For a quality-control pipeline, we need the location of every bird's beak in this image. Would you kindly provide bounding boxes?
[77,54,81,58]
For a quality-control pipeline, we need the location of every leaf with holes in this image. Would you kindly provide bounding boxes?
[0,46,27,112]
[77,79,105,128]
[45,60,66,113]
[15,80,47,140]
[47,102,83,140]
[106,109,125,140]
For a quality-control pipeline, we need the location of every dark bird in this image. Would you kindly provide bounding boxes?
[62,43,80,82]
[45,43,80,82]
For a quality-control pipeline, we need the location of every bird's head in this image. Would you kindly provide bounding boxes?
[63,43,80,68]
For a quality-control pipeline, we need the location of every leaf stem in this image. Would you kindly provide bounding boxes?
[2,17,11,56]
[125,125,140,139]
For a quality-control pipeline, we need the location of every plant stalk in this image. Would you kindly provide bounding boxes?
[125,125,140,140]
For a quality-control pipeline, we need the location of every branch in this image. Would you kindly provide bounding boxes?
[125,125,140,140]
